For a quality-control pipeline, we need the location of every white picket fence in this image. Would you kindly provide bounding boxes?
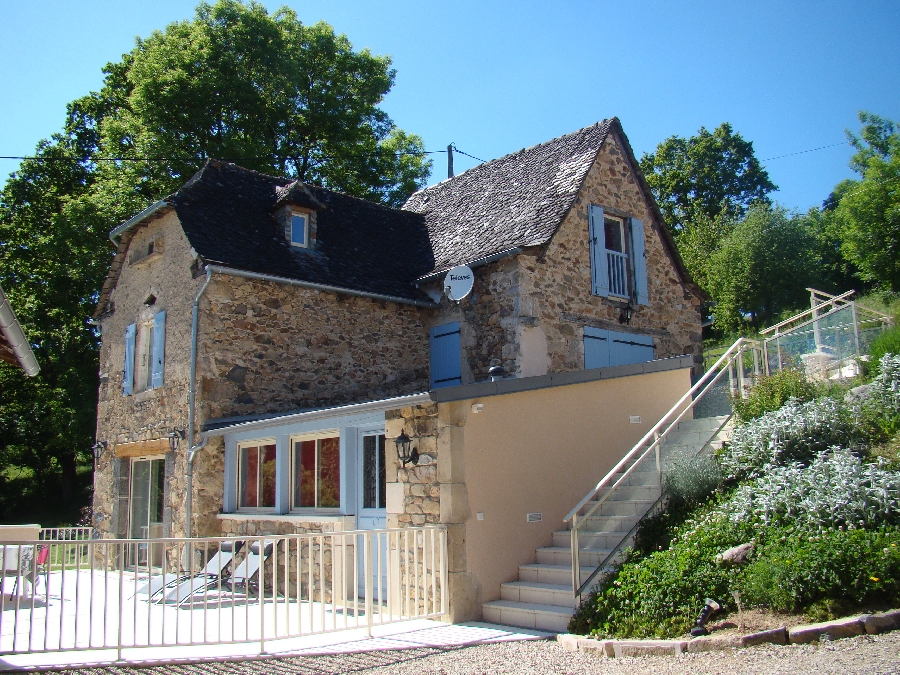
[0,526,447,658]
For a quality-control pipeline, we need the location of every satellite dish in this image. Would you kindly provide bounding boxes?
[444,265,474,302]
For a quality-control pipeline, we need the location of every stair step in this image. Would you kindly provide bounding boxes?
[500,581,576,608]
[519,563,596,586]
[536,546,617,566]
[482,599,573,632]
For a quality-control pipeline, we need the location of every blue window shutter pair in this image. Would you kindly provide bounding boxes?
[588,205,649,305]
[122,310,166,395]
[584,327,654,369]
[123,324,136,395]
[430,322,461,389]
[151,310,166,389]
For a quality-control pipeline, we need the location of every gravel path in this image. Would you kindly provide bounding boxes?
[54,632,900,675]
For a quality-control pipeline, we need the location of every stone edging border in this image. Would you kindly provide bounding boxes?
[558,609,900,657]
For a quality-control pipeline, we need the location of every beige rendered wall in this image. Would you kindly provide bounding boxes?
[453,365,691,613]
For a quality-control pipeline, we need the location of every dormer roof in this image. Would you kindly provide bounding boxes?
[273,180,326,211]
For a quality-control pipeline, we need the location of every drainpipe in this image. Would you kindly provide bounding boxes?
[185,266,213,539]
[0,285,40,377]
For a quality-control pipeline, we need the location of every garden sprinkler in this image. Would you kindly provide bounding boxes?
[690,598,721,637]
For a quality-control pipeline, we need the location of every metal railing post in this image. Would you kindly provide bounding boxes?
[364,532,373,637]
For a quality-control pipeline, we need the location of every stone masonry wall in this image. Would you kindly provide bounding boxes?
[93,211,201,539]
[518,129,703,375]
[197,276,431,421]
[419,255,519,386]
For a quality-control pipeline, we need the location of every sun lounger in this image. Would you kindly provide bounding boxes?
[137,540,243,602]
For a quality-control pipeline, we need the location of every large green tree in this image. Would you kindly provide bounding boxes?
[703,204,818,331]
[0,0,431,523]
[833,112,900,291]
[640,122,777,236]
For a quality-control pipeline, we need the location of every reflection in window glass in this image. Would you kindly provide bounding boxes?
[604,217,624,253]
[292,436,341,509]
[239,444,276,509]
[363,434,386,509]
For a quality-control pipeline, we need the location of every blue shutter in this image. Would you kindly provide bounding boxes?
[630,218,648,305]
[609,331,654,366]
[584,326,610,369]
[151,310,166,389]
[589,205,609,297]
[430,322,461,388]
[123,323,136,396]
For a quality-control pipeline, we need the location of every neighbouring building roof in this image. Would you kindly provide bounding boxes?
[0,284,40,377]
[404,120,613,275]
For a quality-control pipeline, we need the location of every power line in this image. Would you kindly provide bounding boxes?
[761,141,850,162]
[0,145,490,164]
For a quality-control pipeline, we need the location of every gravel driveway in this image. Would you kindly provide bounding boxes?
[56,632,900,675]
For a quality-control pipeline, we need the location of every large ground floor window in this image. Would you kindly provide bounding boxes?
[292,435,340,510]
[238,442,277,510]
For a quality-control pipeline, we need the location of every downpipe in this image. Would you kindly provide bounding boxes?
[185,266,213,539]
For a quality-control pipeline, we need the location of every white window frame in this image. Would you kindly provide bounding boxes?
[359,432,387,512]
[289,212,308,248]
[289,430,341,513]
[236,439,278,513]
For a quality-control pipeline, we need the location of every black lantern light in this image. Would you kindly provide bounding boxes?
[394,430,419,467]
[91,441,106,464]
[618,302,635,325]
[168,428,186,452]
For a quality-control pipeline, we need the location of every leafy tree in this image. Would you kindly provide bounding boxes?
[640,122,777,235]
[0,0,431,524]
[705,204,817,331]
[833,112,900,291]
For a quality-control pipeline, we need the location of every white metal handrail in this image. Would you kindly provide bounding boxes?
[566,338,762,596]
[760,289,857,337]
[564,338,752,525]
[0,526,447,659]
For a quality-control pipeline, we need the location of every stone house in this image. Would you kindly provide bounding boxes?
[91,118,705,628]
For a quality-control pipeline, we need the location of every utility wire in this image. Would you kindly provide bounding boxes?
[761,141,850,162]
[0,145,489,164]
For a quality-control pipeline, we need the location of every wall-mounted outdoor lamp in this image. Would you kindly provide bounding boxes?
[91,441,107,466]
[168,428,186,452]
[618,302,635,325]
[394,430,419,467]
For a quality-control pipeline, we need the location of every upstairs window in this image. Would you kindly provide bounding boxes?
[589,205,649,305]
[290,213,308,247]
[123,310,166,395]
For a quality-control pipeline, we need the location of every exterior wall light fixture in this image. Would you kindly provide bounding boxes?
[394,430,419,467]
[168,428,186,452]
[91,441,107,465]
[618,302,634,325]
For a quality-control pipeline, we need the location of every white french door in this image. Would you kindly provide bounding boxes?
[128,456,165,567]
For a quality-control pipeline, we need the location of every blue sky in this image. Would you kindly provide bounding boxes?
[1,0,898,211]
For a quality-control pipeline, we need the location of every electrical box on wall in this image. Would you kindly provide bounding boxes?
[526,512,542,523]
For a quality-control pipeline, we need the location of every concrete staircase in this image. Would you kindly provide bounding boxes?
[482,415,732,632]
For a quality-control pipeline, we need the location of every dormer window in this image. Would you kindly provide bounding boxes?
[290,213,308,247]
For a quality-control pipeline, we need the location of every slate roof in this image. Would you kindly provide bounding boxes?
[404,120,612,275]
[96,161,437,315]
[96,118,703,317]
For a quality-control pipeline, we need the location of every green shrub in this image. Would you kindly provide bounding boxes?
[866,328,900,376]
[731,369,817,423]
[569,512,754,638]
[742,527,900,617]
[664,454,722,509]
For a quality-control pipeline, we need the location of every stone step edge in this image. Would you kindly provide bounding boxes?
[557,608,900,657]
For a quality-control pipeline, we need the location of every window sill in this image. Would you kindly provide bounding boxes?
[129,251,164,268]
[217,513,352,524]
